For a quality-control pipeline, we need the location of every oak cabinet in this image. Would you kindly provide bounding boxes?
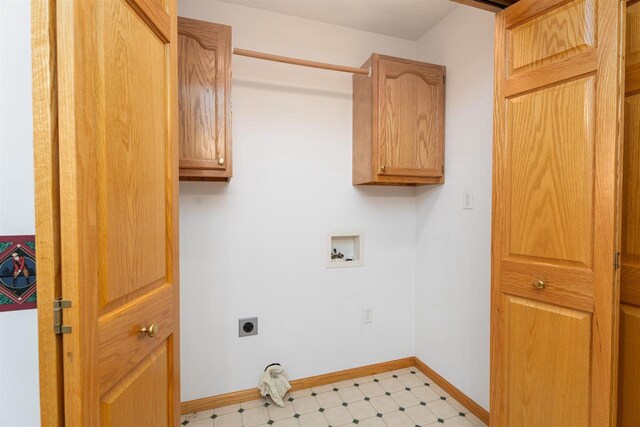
[178,17,232,181]
[353,54,445,186]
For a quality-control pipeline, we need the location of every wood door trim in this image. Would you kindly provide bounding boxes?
[412,357,490,426]
[32,0,64,425]
[124,0,170,43]
[180,357,490,425]
[181,358,415,414]
[490,13,509,422]
[168,2,181,424]
[55,0,102,422]
[590,0,625,423]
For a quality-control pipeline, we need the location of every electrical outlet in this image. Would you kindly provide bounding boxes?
[239,317,258,337]
[463,191,474,210]
[362,307,374,324]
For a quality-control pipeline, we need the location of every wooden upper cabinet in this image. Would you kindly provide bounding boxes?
[178,17,232,181]
[353,54,445,186]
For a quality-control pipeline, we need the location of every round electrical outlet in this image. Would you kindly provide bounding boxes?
[243,322,254,333]
[239,317,258,337]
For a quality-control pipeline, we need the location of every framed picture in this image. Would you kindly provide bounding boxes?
[0,235,37,312]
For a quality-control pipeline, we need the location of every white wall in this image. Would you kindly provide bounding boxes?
[0,1,41,426]
[414,6,495,410]
[178,0,420,402]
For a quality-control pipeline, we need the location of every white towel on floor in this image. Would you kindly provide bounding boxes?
[258,365,291,407]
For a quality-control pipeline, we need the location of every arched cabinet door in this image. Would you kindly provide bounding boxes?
[178,17,232,181]
[491,0,625,426]
[353,54,445,186]
[378,58,445,180]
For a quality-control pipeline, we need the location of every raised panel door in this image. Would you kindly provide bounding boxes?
[34,0,181,424]
[491,0,624,425]
[619,2,640,425]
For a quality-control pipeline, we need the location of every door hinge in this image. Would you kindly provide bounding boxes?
[53,299,72,335]
[614,251,621,270]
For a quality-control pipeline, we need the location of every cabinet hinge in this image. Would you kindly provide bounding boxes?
[443,75,446,85]
[614,251,621,270]
[53,299,72,335]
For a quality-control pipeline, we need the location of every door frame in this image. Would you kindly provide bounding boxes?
[32,0,64,425]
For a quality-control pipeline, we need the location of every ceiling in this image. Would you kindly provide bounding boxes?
[216,0,459,41]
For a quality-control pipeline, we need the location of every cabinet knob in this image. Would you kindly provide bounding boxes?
[533,279,546,290]
[381,164,387,172]
[218,158,225,166]
[140,323,159,338]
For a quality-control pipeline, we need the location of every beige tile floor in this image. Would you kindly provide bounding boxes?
[180,367,487,427]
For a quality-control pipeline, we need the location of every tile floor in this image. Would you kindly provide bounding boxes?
[180,367,487,427]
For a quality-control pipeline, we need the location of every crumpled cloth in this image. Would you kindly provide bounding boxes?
[258,365,291,407]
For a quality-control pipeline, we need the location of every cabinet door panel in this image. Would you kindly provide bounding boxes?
[491,0,624,426]
[378,58,444,178]
[178,35,222,166]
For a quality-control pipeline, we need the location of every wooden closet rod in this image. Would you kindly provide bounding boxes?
[233,48,370,75]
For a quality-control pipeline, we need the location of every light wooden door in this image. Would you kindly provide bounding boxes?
[619,1,640,425]
[491,0,625,425]
[178,17,232,181]
[32,0,180,425]
[378,57,445,179]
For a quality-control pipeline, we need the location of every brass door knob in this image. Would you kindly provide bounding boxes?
[140,323,159,338]
[218,158,225,166]
[533,279,546,290]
